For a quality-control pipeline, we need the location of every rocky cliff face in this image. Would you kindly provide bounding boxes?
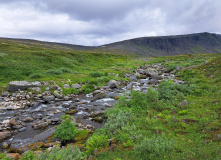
[99,32,221,56]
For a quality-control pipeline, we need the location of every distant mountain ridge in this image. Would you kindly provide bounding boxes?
[1,32,221,56]
[98,32,221,56]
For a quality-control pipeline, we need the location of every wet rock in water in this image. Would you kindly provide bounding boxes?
[2,141,9,149]
[151,75,162,80]
[43,95,55,103]
[9,118,20,126]
[134,72,141,77]
[63,84,70,89]
[143,68,158,77]
[18,127,27,132]
[22,117,34,122]
[65,110,78,114]
[64,96,71,101]
[86,124,95,131]
[103,103,112,108]
[93,90,103,96]
[148,79,160,85]
[0,131,12,142]
[108,80,118,89]
[48,118,61,125]
[7,153,21,160]
[7,81,41,92]
[92,117,103,123]
[129,75,137,81]
[90,111,104,117]
[32,120,49,130]
[54,90,63,99]
[71,84,81,89]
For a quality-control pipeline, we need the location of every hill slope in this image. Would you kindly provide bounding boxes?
[1,32,221,56]
[98,32,221,56]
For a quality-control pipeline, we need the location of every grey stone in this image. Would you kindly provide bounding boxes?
[7,81,41,92]
[108,80,118,89]
[71,84,81,89]
[134,72,141,77]
[0,131,12,142]
[23,117,34,122]
[63,84,70,89]
[176,66,184,71]
[54,90,63,99]
[43,95,55,102]
[143,68,158,77]
[129,75,137,81]
[31,87,41,92]
[18,127,27,132]
[32,120,49,130]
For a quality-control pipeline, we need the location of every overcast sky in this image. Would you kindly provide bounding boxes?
[0,0,220,46]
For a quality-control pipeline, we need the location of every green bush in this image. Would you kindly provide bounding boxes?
[59,67,72,73]
[54,115,78,142]
[134,135,173,160]
[104,108,133,135]
[157,80,192,104]
[45,69,63,75]
[166,65,177,72]
[29,73,43,79]
[20,151,35,160]
[89,72,104,78]
[0,153,12,160]
[85,134,109,155]
[35,146,82,160]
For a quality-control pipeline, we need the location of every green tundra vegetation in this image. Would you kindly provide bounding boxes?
[0,39,220,159]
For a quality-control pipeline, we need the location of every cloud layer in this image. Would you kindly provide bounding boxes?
[0,0,220,46]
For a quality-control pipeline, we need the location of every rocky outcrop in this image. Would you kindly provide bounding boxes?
[7,81,41,92]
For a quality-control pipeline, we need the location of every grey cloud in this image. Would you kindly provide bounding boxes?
[0,0,220,46]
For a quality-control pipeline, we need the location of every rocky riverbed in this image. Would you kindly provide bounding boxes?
[0,63,184,153]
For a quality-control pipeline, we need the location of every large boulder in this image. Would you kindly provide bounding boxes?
[71,84,81,89]
[7,81,41,92]
[107,80,118,89]
[143,68,158,77]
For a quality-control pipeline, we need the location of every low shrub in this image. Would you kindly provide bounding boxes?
[45,69,63,75]
[35,146,82,160]
[89,72,104,78]
[104,108,133,135]
[20,151,35,160]
[29,73,44,79]
[0,153,12,160]
[53,115,78,142]
[134,135,174,160]
[85,134,109,155]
